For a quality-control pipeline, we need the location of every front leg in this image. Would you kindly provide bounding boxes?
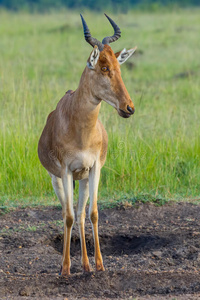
[89,160,105,271]
[61,167,74,276]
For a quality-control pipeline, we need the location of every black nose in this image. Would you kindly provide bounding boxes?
[127,105,135,115]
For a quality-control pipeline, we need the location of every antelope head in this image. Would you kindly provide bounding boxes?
[81,14,136,118]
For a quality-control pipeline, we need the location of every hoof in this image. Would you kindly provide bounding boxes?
[96,262,105,272]
[83,263,91,272]
[59,265,70,277]
[61,270,70,277]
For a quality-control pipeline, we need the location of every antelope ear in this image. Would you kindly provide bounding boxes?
[116,47,137,65]
[87,45,100,69]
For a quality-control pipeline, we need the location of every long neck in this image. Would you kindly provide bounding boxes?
[68,67,101,144]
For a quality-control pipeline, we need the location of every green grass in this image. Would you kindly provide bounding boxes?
[0,9,200,207]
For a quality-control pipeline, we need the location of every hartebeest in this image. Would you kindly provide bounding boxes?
[38,14,136,276]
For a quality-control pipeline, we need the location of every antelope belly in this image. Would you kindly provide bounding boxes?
[69,151,96,175]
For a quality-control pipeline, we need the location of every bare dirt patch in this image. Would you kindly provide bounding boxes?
[1,202,200,299]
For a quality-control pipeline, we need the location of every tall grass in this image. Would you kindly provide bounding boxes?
[0,10,200,207]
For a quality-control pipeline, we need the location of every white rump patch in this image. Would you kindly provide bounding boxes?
[87,45,100,69]
[117,47,137,65]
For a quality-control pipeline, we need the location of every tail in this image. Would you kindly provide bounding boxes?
[73,180,75,190]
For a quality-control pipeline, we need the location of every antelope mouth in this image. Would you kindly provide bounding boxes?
[118,109,132,119]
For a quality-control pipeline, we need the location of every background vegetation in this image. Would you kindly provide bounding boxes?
[0,0,200,12]
[0,8,200,208]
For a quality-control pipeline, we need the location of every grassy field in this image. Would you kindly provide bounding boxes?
[0,9,200,208]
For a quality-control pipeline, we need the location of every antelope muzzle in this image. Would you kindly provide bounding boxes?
[118,104,135,118]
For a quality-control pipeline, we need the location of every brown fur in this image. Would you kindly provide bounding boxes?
[38,88,107,180]
[38,45,134,180]
[38,44,134,276]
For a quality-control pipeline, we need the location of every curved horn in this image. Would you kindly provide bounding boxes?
[80,14,104,51]
[102,13,121,45]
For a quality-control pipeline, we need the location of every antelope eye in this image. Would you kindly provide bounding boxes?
[101,66,108,72]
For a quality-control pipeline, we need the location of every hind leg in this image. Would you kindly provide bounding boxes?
[89,161,104,271]
[77,178,91,272]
